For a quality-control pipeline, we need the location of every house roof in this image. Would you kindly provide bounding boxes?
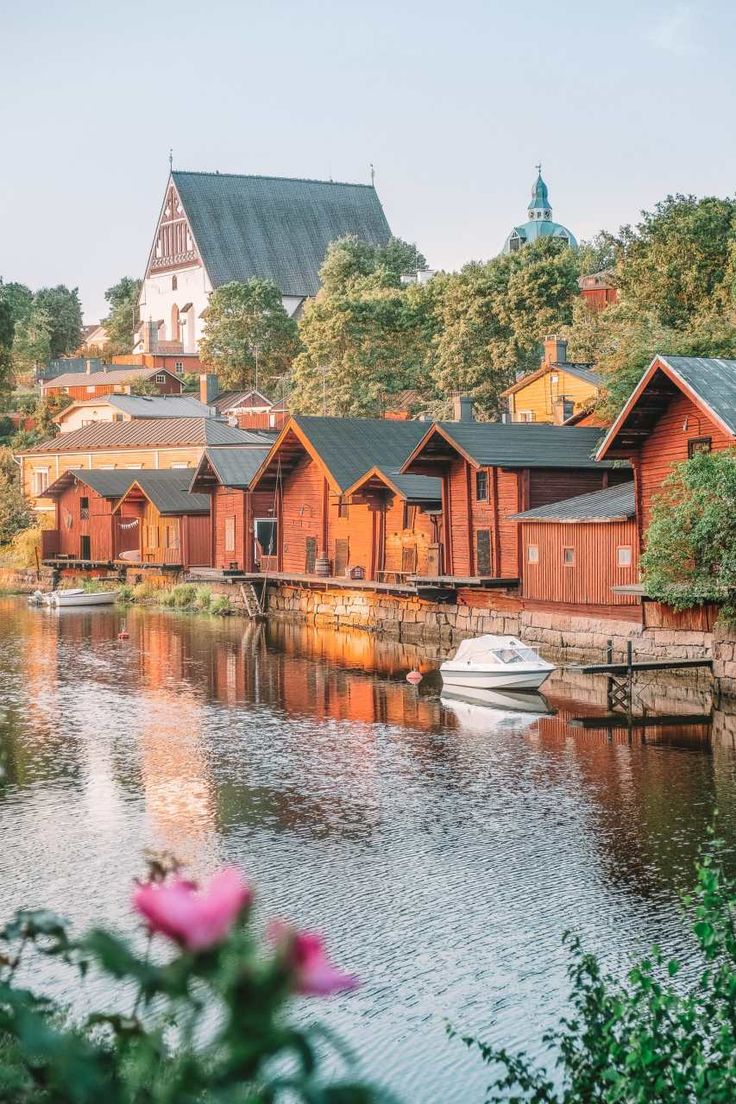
[57,394,214,422]
[502,362,602,398]
[42,366,173,389]
[116,470,211,515]
[597,355,736,460]
[344,465,442,504]
[211,389,273,413]
[39,468,138,501]
[190,446,272,491]
[513,482,636,522]
[172,171,392,297]
[402,422,622,473]
[22,418,271,454]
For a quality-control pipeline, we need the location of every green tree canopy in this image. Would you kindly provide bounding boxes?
[319,235,427,296]
[33,285,83,358]
[0,446,32,544]
[11,305,52,380]
[103,276,142,354]
[199,278,300,392]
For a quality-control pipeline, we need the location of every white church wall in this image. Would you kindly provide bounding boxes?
[139,265,212,352]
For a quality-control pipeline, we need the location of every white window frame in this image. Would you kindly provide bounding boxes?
[527,544,539,564]
[563,547,575,567]
[617,545,633,568]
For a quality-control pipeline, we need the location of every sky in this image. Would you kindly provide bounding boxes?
[2,0,736,323]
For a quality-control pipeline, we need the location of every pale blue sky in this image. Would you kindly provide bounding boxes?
[2,0,735,322]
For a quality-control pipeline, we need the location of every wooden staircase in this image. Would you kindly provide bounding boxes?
[239,581,267,620]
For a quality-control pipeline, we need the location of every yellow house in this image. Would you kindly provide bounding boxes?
[17,418,273,513]
[502,336,603,424]
[55,393,213,433]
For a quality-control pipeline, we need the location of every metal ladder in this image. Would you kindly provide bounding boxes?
[239,582,266,620]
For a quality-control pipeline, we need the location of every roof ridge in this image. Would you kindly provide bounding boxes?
[173,169,376,190]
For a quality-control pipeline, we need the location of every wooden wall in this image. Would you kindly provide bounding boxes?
[49,481,139,562]
[281,456,324,573]
[44,376,182,400]
[507,368,599,423]
[131,500,211,567]
[520,519,639,606]
[211,487,274,571]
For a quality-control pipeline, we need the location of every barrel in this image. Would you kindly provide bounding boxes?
[314,554,331,577]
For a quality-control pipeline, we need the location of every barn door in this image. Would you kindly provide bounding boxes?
[476,529,491,576]
[305,537,317,574]
[334,538,349,577]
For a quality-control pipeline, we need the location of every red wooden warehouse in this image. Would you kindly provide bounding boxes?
[401,412,630,580]
[190,446,275,572]
[112,470,212,567]
[39,469,141,563]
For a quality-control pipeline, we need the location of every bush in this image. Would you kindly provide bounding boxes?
[210,594,232,616]
[192,584,212,611]
[171,583,197,609]
[0,856,380,1103]
[131,581,155,603]
[456,837,736,1102]
[116,584,133,603]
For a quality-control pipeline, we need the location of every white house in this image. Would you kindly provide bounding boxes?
[136,170,392,355]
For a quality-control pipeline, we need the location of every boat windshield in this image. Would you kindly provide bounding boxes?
[491,647,540,665]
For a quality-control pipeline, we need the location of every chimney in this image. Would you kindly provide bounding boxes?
[200,372,219,406]
[453,394,474,422]
[543,334,567,367]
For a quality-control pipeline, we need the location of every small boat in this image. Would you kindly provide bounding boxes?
[440,635,555,691]
[49,589,117,607]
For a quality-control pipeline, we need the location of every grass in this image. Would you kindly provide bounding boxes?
[120,581,232,616]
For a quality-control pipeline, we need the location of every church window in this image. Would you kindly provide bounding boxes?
[172,275,178,291]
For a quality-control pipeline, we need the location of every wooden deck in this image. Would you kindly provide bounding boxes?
[569,658,713,675]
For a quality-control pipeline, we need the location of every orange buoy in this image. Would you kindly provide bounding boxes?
[406,669,422,684]
[118,621,129,641]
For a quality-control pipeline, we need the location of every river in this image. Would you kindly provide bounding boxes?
[1,595,736,1101]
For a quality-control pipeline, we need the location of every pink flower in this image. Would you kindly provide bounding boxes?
[268,920,359,996]
[133,867,252,952]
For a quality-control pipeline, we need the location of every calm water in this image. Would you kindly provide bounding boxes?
[2,595,736,1101]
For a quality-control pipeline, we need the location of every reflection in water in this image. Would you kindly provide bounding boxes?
[2,597,736,1102]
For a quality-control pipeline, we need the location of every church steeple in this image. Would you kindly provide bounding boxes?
[528,165,551,221]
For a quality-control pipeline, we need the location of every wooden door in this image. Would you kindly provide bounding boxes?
[476,529,491,576]
[427,543,442,576]
[80,535,91,561]
[305,537,317,574]
[401,544,417,575]
[334,538,349,576]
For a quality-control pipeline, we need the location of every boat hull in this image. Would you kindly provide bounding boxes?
[50,591,117,607]
[439,665,553,691]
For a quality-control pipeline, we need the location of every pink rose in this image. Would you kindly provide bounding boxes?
[268,920,359,996]
[133,867,251,952]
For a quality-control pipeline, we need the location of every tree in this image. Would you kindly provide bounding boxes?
[431,237,580,419]
[0,447,31,544]
[319,235,427,296]
[127,375,160,396]
[11,305,52,380]
[290,271,438,416]
[0,281,33,329]
[34,392,71,439]
[640,448,736,613]
[33,285,83,358]
[199,279,300,391]
[104,276,142,354]
[0,297,13,395]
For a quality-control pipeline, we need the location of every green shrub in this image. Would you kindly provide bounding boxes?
[456,836,736,1102]
[131,581,155,602]
[171,583,197,608]
[210,594,232,616]
[116,584,133,603]
[192,584,212,611]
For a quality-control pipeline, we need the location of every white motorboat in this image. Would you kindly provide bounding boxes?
[440,686,552,714]
[49,589,117,607]
[440,635,555,691]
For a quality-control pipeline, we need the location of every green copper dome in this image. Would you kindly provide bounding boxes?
[502,168,577,254]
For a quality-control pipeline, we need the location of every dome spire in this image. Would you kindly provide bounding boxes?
[529,165,551,219]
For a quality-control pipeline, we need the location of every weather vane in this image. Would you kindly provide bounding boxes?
[169,148,173,170]
[370,163,375,186]
[535,161,542,175]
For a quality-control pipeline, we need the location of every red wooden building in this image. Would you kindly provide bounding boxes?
[249,416,441,580]
[514,482,639,614]
[39,469,141,563]
[579,270,618,310]
[190,446,274,571]
[112,470,212,567]
[596,355,736,542]
[401,416,630,580]
[211,388,289,431]
[42,366,183,401]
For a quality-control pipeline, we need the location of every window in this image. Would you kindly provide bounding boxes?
[80,496,89,520]
[125,464,143,470]
[475,470,488,501]
[99,465,115,470]
[563,547,575,566]
[224,516,236,553]
[166,524,179,550]
[175,361,183,373]
[254,518,277,558]
[688,436,712,457]
[518,410,534,423]
[171,462,190,469]
[337,496,349,519]
[617,546,633,568]
[81,419,95,427]
[86,385,95,393]
[113,414,124,422]
[402,503,418,530]
[33,468,49,495]
[171,275,178,291]
[155,372,166,383]
[527,544,539,564]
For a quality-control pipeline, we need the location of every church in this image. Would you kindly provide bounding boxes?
[503,168,577,254]
[136,170,392,355]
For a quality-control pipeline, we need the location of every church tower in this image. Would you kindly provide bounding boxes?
[503,168,577,254]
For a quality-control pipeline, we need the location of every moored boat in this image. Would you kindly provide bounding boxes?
[440,635,555,691]
[49,590,117,607]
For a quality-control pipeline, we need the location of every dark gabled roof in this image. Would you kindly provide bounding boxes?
[40,468,137,501]
[562,364,603,386]
[100,394,213,418]
[291,416,431,492]
[42,366,172,388]
[344,465,442,504]
[22,418,272,453]
[192,446,272,491]
[211,389,273,413]
[513,481,636,522]
[121,470,211,515]
[172,171,392,297]
[658,356,736,434]
[429,422,620,469]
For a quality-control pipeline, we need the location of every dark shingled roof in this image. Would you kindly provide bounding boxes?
[434,422,621,469]
[562,364,603,386]
[40,469,138,500]
[124,470,211,515]
[23,418,272,453]
[659,356,736,434]
[173,171,392,297]
[194,446,272,490]
[42,366,172,388]
[513,482,636,522]
[100,394,214,418]
[292,416,431,492]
